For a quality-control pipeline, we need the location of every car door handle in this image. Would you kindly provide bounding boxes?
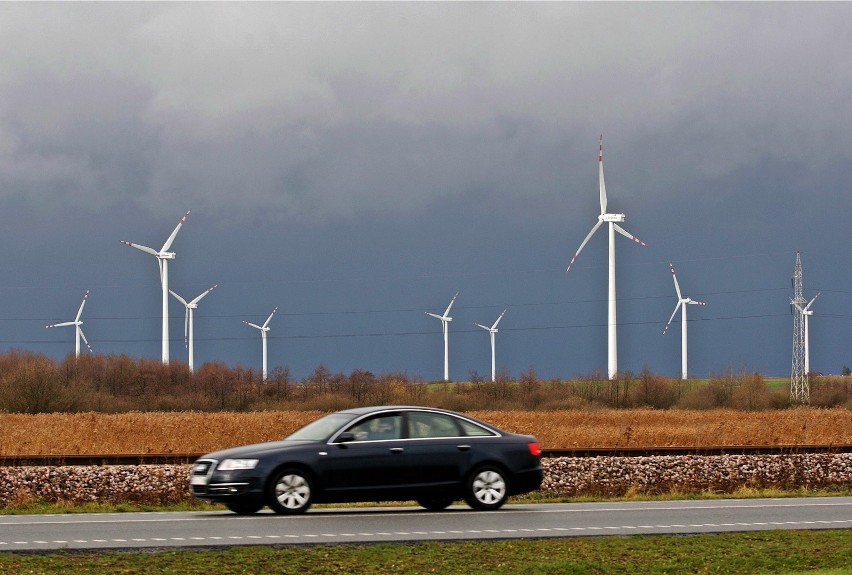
[389,447,404,454]
[457,445,471,451]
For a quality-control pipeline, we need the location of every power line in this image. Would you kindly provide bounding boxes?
[5,285,830,324]
[10,311,800,346]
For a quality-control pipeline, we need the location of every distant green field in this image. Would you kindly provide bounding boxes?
[765,377,791,390]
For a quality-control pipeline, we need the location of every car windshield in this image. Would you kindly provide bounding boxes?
[285,413,358,441]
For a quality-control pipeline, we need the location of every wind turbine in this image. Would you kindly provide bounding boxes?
[120,210,191,365]
[426,292,458,382]
[475,309,506,383]
[243,306,277,381]
[662,263,705,380]
[792,292,820,374]
[45,289,93,358]
[566,137,646,380]
[169,284,217,373]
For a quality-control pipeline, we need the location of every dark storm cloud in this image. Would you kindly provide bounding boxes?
[0,2,849,379]
[3,3,851,218]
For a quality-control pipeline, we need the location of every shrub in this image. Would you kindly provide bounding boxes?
[0,351,849,414]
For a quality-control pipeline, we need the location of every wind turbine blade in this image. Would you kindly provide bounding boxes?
[46,321,76,329]
[120,240,159,257]
[79,329,93,353]
[169,290,189,306]
[262,306,278,329]
[804,292,821,311]
[75,289,90,322]
[474,323,490,331]
[243,320,263,330]
[598,135,607,215]
[161,210,191,252]
[184,308,190,349]
[790,299,804,313]
[491,309,507,329]
[566,220,604,272]
[158,259,165,286]
[444,292,459,317]
[669,263,682,300]
[613,224,647,247]
[189,284,218,305]
[426,312,443,320]
[663,302,681,335]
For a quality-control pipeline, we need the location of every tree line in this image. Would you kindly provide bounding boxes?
[0,350,849,414]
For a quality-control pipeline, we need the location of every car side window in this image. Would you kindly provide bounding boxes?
[408,412,463,439]
[345,414,402,441]
[457,419,497,437]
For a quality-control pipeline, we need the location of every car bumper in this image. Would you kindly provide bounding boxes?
[190,459,264,501]
[509,465,544,495]
[192,481,253,497]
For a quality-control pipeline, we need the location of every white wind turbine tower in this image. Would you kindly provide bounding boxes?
[426,292,458,382]
[120,210,191,365]
[169,284,218,373]
[475,309,506,383]
[45,289,93,358]
[662,263,705,380]
[792,292,820,375]
[566,137,646,380]
[243,307,278,381]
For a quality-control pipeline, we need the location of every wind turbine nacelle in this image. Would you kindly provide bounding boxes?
[158,251,177,259]
[600,213,626,223]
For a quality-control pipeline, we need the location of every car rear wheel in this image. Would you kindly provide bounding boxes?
[464,465,508,511]
[417,497,454,511]
[267,468,313,515]
[225,499,264,515]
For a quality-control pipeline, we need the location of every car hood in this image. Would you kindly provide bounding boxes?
[200,439,316,461]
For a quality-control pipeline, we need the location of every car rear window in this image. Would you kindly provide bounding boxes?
[408,412,462,438]
[457,418,498,437]
[406,412,498,438]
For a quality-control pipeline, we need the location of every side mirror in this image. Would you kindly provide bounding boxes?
[335,432,355,444]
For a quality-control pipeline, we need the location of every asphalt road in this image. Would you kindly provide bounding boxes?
[2,497,851,552]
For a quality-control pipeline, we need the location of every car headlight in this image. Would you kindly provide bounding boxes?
[217,458,259,471]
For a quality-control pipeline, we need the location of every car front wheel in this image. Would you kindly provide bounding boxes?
[225,499,264,515]
[267,468,313,515]
[464,465,508,511]
[417,497,454,511]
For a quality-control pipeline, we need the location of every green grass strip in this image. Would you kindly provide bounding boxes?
[1,530,851,574]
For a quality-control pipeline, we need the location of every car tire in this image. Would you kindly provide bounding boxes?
[464,465,508,511]
[267,468,313,515]
[224,499,264,515]
[417,497,454,511]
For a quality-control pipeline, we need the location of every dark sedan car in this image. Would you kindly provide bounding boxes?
[190,406,543,514]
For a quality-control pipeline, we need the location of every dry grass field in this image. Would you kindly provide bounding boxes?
[1,408,850,455]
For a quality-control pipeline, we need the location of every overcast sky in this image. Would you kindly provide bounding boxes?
[1,2,850,381]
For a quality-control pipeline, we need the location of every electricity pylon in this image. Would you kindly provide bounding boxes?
[790,252,809,404]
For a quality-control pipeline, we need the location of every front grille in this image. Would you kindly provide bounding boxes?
[192,460,215,475]
[190,459,217,495]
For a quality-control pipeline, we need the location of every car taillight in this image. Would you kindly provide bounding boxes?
[527,442,542,457]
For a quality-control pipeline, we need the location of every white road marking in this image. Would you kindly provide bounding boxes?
[2,519,851,548]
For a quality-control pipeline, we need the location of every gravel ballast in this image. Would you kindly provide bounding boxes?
[1,453,850,507]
